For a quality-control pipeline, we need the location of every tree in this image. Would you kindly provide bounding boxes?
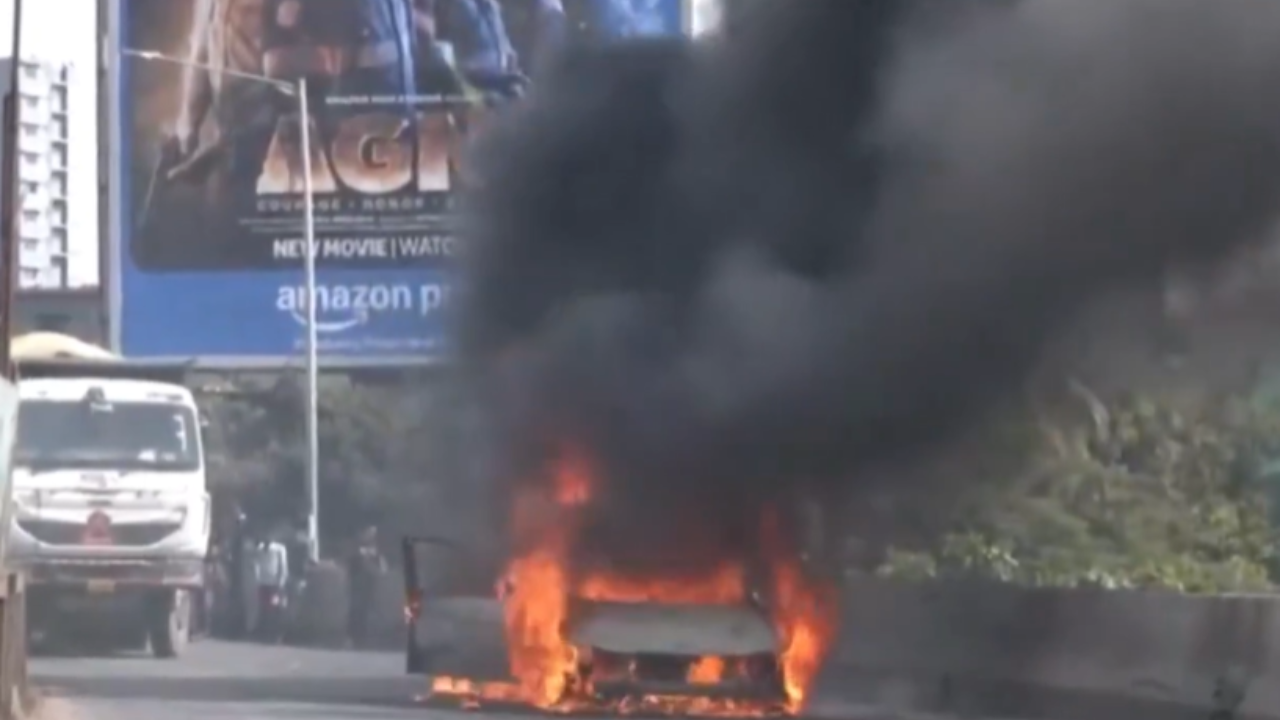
[202,372,477,553]
[877,390,1280,593]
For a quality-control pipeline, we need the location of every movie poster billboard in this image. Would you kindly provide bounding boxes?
[108,0,689,365]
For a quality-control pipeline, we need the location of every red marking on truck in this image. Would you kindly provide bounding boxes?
[82,511,113,546]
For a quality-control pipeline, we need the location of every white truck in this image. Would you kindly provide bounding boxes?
[6,334,209,657]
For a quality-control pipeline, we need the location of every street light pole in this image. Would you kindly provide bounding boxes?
[121,50,321,562]
[297,77,321,563]
[0,0,22,377]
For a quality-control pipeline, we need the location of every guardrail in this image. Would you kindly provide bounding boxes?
[0,571,29,720]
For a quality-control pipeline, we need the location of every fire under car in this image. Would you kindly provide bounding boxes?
[400,493,837,715]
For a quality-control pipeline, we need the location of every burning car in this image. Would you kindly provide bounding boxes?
[401,452,838,716]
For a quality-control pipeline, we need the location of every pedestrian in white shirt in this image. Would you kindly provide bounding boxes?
[252,537,290,642]
[253,538,290,589]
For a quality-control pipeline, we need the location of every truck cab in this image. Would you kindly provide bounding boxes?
[5,335,209,657]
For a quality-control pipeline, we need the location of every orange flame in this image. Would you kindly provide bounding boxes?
[577,562,745,605]
[687,656,725,685]
[761,509,838,708]
[428,449,836,716]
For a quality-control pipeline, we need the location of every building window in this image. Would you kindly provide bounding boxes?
[21,95,36,109]
[53,116,67,139]
[51,87,66,113]
[20,209,38,223]
[51,256,67,287]
[48,175,66,197]
[20,181,38,196]
[51,227,68,250]
[21,64,37,79]
[53,145,67,168]
[20,122,37,137]
[20,238,39,254]
[51,200,67,226]
[18,268,39,286]
[19,151,37,166]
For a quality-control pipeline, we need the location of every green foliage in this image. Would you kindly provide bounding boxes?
[877,392,1280,593]
[201,373,466,552]
[198,370,1280,582]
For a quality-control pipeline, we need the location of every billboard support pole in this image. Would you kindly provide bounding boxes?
[0,0,23,378]
[298,77,321,564]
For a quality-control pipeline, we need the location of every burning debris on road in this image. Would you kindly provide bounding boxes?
[410,0,1280,716]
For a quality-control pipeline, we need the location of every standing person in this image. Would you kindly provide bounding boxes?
[252,535,291,643]
[286,517,311,570]
[415,0,519,77]
[282,515,312,612]
[201,542,225,637]
[345,526,386,649]
[410,0,529,100]
[225,506,249,639]
[141,0,420,268]
[530,0,662,49]
[171,0,418,191]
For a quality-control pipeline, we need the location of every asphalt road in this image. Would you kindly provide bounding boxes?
[28,640,913,720]
[30,640,434,720]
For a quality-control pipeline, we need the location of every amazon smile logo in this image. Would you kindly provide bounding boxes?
[275,282,451,334]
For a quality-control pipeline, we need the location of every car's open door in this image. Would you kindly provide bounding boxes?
[401,536,512,680]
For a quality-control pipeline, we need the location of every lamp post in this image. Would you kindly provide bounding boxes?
[0,0,23,375]
[122,49,321,563]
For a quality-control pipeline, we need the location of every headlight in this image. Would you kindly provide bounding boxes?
[10,490,36,508]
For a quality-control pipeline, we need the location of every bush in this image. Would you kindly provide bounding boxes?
[877,390,1280,593]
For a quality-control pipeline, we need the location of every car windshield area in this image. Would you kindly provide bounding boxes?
[15,399,201,471]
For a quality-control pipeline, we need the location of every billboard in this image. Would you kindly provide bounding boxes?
[108,0,690,366]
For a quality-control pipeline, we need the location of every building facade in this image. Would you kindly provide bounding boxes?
[0,56,98,290]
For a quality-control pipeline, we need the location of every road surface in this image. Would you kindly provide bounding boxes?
[29,641,919,720]
[30,640,432,720]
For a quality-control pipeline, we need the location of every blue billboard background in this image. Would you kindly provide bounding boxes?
[110,0,687,366]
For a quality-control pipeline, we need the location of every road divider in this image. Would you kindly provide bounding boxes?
[818,576,1280,720]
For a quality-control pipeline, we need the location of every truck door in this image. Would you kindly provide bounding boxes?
[401,536,512,681]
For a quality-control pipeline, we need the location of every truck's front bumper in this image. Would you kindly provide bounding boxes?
[13,555,205,589]
[26,575,184,641]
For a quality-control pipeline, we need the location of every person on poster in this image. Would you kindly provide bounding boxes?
[409,0,527,96]
[624,0,678,36]
[540,0,673,43]
[138,0,420,269]
[519,0,676,73]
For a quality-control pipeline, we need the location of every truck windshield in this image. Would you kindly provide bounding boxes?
[15,400,201,471]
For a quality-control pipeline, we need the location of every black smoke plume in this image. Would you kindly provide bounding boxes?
[454,0,1280,574]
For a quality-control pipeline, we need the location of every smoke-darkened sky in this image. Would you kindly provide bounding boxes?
[455,0,1280,573]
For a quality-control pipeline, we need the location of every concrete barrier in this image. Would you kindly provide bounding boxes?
[302,555,1280,720]
[286,565,406,649]
[814,577,1280,720]
[287,561,348,647]
[369,571,406,647]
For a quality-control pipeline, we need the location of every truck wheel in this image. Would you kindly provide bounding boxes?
[150,589,191,659]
